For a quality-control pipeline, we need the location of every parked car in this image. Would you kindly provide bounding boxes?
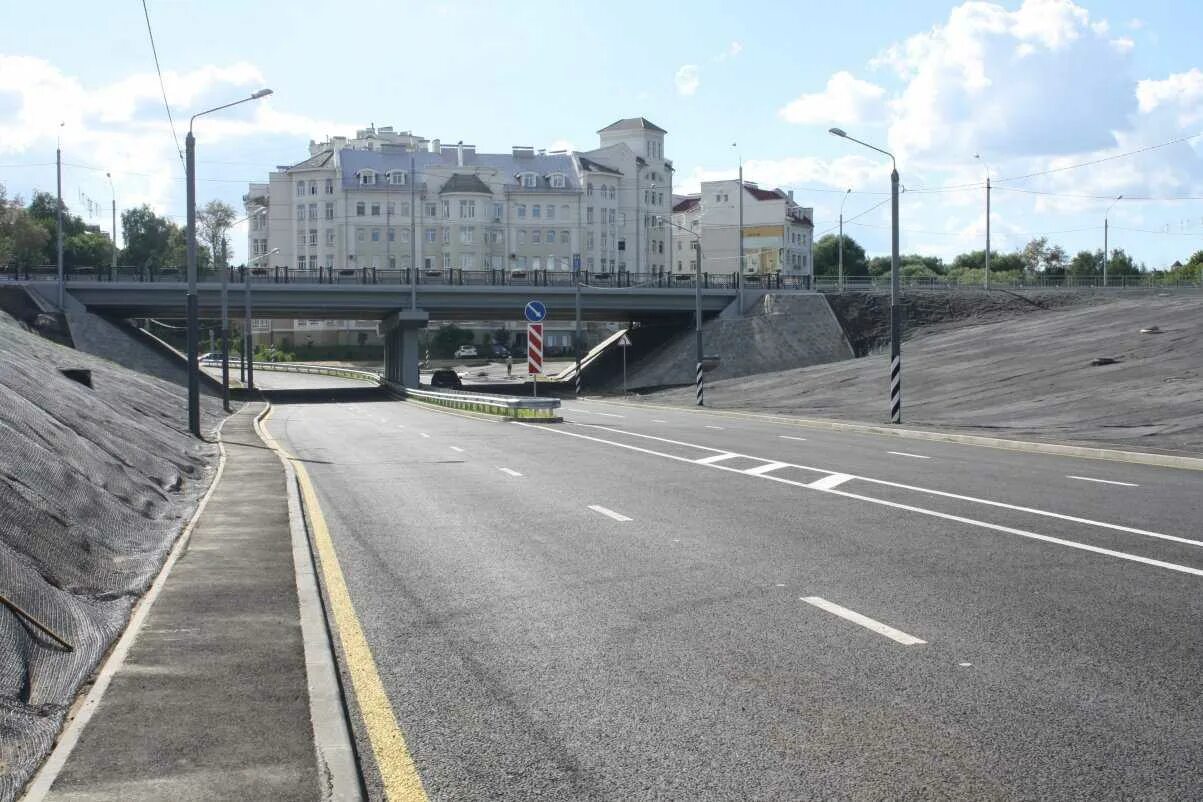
[429,369,463,389]
[491,344,510,358]
[197,352,219,363]
[453,345,479,359]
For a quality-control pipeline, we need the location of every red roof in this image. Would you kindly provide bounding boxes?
[673,197,700,213]
[744,184,784,201]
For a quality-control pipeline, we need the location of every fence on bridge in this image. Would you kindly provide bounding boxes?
[812,275,1203,292]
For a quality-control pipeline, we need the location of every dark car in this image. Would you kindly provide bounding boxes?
[491,344,510,358]
[429,369,463,390]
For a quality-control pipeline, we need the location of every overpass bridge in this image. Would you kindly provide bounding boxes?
[13,267,814,385]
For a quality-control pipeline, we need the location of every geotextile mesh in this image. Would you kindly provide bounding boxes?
[0,309,223,800]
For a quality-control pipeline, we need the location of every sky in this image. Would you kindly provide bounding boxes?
[3,0,1203,267]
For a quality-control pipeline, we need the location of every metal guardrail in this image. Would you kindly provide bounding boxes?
[203,359,382,384]
[386,382,561,421]
[813,276,1203,291]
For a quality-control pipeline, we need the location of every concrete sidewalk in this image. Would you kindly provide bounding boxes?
[36,404,322,801]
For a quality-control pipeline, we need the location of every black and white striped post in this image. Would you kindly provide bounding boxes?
[694,239,704,406]
[574,277,583,398]
[889,166,902,424]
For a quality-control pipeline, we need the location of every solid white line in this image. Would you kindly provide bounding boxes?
[745,461,790,476]
[498,467,523,477]
[419,433,431,439]
[705,425,724,430]
[808,473,855,491]
[779,435,808,442]
[450,446,464,453]
[570,422,1202,550]
[1067,475,1139,487]
[888,451,930,460]
[588,504,632,522]
[696,452,739,465]
[802,597,926,645]
[516,423,1203,576]
[579,410,624,418]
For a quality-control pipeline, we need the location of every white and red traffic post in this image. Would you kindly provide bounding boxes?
[527,322,543,396]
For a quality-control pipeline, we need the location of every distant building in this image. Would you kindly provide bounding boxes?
[671,180,813,278]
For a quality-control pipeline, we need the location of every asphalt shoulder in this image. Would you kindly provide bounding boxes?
[39,404,320,801]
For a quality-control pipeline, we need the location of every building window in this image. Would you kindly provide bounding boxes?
[520,172,537,188]
[310,182,318,195]
[517,204,526,218]
[297,181,305,197]
[608,209,616,224]
[388,228,395,242]
[308,203,317,219]
[518,230,527,245]
[461,226,474,245]
[298,255,306,269]
[325,178,334,194]
[297,204,305,221]
[546,230,555,243]
[561,230,569,244]
[442,253,451,269]
[461,254,474,270]
[326,254,334,267]
[356,202,365,217]
[586,207,594,224]
[400,228,410,243]
[326,229,335,246]
[460,199,476,218]
[424,202,437,218]
[442,227,450,244]
[325,202,334,220]
[297,232,306,247]
[371,229,380,242]
[587,257,594,270]
[401,202,411,217]
[549,173,566,189]
[532,257,541,271]
[601,233,608,250]
[532,205,541,219]
[371,203,380,217]
[532,230,541,244]
[493,202,503,220]
[425,227,437,243]
[359,170,376,185]
[587,182,593,196]
[309,229,318,246]
[587,232,594,250]
[388,171,407,185]
[386,202,395,217]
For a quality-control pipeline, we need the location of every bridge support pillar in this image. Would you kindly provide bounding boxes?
[379,309,429,388]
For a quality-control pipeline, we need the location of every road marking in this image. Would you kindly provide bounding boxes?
[517,423,1203,577]
[745,461,790,476]
[779,435,808,442]
[888,451,930,459]
[588,504,632,522]
[802,597,926,645]
[289,445,429,800]
[808,473,855,491]
[652,419,668,423]
[449,446,464,453]
[564,422,1203,550]
[498,467,523,477]
[705,425,724,430]
[419,433,431,439]
[696,452,739,465]
[579,410,624,418]
[1067,475,1139,487]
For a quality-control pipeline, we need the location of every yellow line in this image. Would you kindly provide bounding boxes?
[261,410,429,801]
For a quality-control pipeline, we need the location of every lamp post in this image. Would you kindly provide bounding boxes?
[830,127,902,424]
[1103,194,1123,287]
[56,123,64,308]
[838,188,851,292]
[660,214,705,406]
[186,87,272,437]
[243,247,278,393]
[220,205,264,411]
[106,172,117,275]
[732,142,744,315]
[974,154,991,290]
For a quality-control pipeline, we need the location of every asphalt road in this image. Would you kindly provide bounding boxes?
[266,393,1203,801]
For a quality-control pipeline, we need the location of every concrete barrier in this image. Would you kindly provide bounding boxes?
[384,382,561,421]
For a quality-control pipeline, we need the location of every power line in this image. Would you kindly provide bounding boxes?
[993,186,1203,201]
[141,0,183,165]
[994,132,1202,184]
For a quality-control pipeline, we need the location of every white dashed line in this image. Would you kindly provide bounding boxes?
[497,467,523,477]
[695,452,738,465]
[802,597,926,646]
[704,425,724,430]
[419,433,431,439]
[745,461,790,476]
[450,446,464,453]
[807,473,855,491]
[778,435,808,442]
[887,451,930,459]
[588,505,632,522]
[652,419,668,423]
[1067,475,1139,487]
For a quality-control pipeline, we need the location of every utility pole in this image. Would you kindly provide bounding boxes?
[107,172,117,274]
[695,238,704,406]
[838,188,850,292]
[985,173,991,290]
[737,161,744,315]
[574,278,583,397]
[1104,194,1123,288]
[410,156,417,308]
[220,237,230,411]
[56,131,64,308]
[185,129,200,436]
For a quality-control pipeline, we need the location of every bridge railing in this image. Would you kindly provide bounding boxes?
[812,275,1203,291]
[203,359,383,384]
[384,382,562,421]
[2,263,816,291]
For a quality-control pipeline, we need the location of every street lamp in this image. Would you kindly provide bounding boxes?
[732,142,744,315]
[242,247,278,393]
[830,127,902,424]
[185,87,272,437]
[838,188,851,292]
[659,214,705,406]
[1103,194,1123,287]
[106,172,117,275]
[974,154,991,290]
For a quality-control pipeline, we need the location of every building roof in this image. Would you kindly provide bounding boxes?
[577,156,622,176]
[286,150,335,171]
[597,117,667,135]
[672,196,700,213]
[337,148,582,191]
[744,184,786,201]
[439,173,493,195]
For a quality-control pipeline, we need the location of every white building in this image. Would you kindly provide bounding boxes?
[245,117,673,277]
[670,180,814,278]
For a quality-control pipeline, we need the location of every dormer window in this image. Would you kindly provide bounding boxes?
[387,170,407,186]
[548,173,566,189]
[358,170,377,186]
[519,172,537,188]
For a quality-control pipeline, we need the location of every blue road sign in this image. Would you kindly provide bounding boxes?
[524,300,547,323]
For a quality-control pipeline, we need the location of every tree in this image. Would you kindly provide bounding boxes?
[430,323,474,357]
[65,229,113,268]
[198,200,236,273]
[867,256,891,276]
[812,233,868,279]
[121,205,174,269]
[1068,250,1099,277]
[1044,245,1068,277]
[1105,248,1140,277]
[1020,237,1049,276]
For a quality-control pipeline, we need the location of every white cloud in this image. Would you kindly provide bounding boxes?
[675,64,700,96]
[547,138,576,152]
[674,154,885,196]
[1110,37,1135,53]
[714,41,743,62]
[778,71,886,126]
[1136,68,1203,119]
[1127,18,1145,30]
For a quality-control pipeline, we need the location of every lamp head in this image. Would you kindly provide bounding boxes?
[828,128,847,138]
[251,88,273,99]
[1116,194,1124,201]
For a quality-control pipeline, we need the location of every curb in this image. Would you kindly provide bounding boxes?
[584,398,1203,472]
[254,405,365,802]
[21,409,235,802]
